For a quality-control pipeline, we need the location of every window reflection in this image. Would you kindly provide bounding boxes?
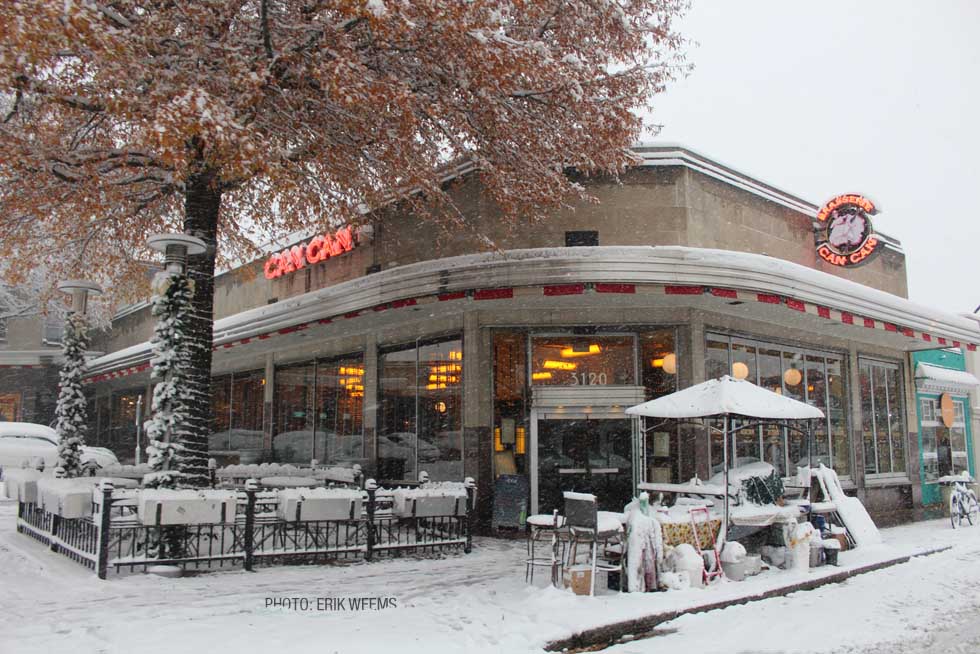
[379,338,463,482]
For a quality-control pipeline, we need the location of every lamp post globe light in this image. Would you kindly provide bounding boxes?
[53,279,102,477]
[146,233,207,274]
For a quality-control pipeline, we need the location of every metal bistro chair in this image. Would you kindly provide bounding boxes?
[524,510,567,587]
[563,492,624,596]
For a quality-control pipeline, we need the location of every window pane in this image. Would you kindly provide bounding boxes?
[806,355,829,468]
[314,357,364,464]
[783,351,806,472]
[885,366,905,473]
[209,375,232,453]
[110,390,143,464]
[860,363,877,474]
[827,357,849,476]
[273,363,315,463]
[871,366,892,473]
[705,336,730,380]
[641,330,677,399]
[950,401,968,475]
[231,370,265,454]
[493,331,528,476]
[418,340,463,481]
[530,336,635,386]
[379,347,418,481]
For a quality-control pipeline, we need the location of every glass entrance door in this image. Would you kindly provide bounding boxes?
[535,418,634,514]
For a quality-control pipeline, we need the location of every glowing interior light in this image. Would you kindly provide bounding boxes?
[543,360,577,371]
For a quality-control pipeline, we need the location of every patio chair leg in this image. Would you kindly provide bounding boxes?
[589,541,597,597]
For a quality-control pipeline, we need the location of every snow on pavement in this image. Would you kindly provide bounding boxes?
[610,520,980,654]
[1,499,978,654]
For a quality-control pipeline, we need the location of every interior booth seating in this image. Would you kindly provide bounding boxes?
[563,491,625,596]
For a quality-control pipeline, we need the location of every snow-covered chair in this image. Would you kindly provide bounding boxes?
[562,491,624,596]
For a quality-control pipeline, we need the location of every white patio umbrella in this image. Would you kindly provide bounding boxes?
[626,375,824,540]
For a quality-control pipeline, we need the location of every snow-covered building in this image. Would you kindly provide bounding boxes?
[77,144,980,528]
[0,312,64,425]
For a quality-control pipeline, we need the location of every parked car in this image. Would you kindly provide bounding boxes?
[0,422,119,474]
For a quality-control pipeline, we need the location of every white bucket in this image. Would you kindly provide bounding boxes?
[721,559,747,581]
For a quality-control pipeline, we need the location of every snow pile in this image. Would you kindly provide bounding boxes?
[101,464,153,478]
[720,540,746,564]
[814,464,882,546]
[36,478,94,519]
[707,461,774,488]
[391,486,468,518]
[1,468,43,502]
[137,489,238,526]
[937,472,974,484]
[277,488,363,522]
[667,543,705,588]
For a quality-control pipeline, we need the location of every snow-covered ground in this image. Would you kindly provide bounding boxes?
[0,499,977,654]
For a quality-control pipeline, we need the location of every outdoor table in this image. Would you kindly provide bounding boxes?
[638,481,732,500]
[259,476,319,489]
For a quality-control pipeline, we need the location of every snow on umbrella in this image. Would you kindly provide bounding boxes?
[625,375,824,420]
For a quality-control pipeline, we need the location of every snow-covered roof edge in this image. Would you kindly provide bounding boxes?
[86,246,979,377]
[914,362,980,394]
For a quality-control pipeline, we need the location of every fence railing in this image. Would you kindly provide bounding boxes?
[15,480,475,579]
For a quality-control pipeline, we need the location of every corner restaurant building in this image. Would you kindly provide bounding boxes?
[82,145,980,529]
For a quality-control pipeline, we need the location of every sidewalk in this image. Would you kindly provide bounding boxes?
[0,500,974,654]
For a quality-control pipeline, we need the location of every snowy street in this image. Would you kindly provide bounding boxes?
[2,497,979,654]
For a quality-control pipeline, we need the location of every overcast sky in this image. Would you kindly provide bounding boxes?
[644,1,980,317]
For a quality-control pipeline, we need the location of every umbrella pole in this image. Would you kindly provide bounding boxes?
[722,416,729,543]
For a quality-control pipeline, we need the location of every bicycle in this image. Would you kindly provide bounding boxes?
[943,477,980,529]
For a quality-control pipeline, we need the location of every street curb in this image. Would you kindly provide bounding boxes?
[545,545,952,652]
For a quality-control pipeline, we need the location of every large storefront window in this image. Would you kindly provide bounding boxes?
[210,370,265,462]
[860,359,906,476]
[272,355,364,465]
[639,330,682,482]
[379,338,463,482]
[706,334,850,477]
[530,335,635,386]
[919,396,969,482]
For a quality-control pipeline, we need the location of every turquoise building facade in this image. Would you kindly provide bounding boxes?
[913,349,977,505]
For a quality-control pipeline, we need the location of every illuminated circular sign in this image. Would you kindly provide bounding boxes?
[814,194,880,268]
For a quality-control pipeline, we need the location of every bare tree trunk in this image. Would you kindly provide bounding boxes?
[179,166,220,488]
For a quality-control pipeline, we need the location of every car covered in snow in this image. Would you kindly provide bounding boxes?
[0,422,119,474]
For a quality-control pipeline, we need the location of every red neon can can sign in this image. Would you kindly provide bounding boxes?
[814,194,881,268]
[263,225,359,279]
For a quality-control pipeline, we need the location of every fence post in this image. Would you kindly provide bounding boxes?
[49,514,60,552]
[464,477,476,554]
[244,478,258,572]
[96,480,115,580]
[365,478,377,562]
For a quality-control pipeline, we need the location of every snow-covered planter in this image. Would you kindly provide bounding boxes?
[276,488,363,522]
[36,478,94,519]
[2,468,43,503]
[137,489,238,526]
[391,485,468,518]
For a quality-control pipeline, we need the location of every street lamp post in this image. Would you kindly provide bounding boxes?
[143,233,207,488]
[54,279,102,477]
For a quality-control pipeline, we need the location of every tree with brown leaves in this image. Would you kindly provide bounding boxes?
[0,0,688,486]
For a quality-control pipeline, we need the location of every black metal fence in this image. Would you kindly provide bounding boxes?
[15,483,475,579]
